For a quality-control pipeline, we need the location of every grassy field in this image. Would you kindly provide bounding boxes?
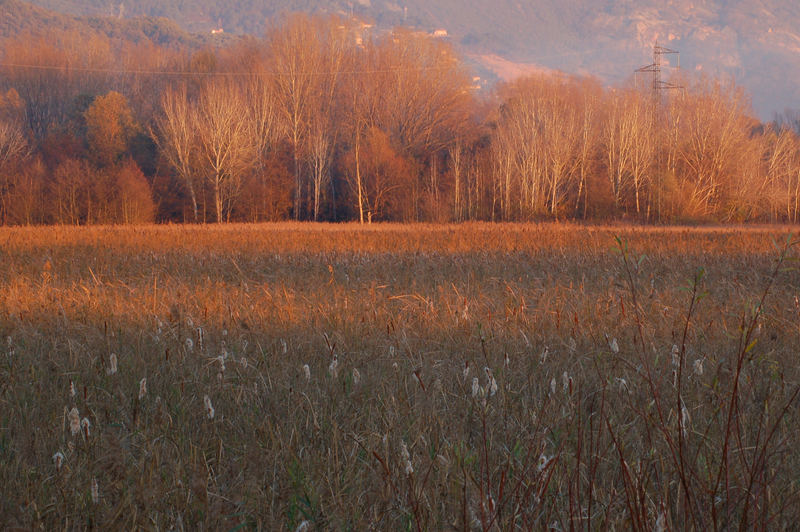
[1,223,799,530]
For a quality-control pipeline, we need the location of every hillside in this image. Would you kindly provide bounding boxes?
[8,0,800,117]
[0,0,231,48]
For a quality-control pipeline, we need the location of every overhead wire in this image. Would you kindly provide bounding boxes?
[0,61,463,77]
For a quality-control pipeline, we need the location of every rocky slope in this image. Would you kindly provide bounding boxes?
[11,0,800,117]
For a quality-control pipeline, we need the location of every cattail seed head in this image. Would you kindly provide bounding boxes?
[681,404,691,438]
[400,440,410,461]
[52,451,64,471]
[107,353,118,375]
[400,441,413,476]
[471,377,480,397]
[352,368,361,386]
[91,477,99,504]
[693,358,704,376]
[328,355,338,378]
[550,377,557,395]
[204,395,215,419]
[610,338,619,353]
[68,407,80,436]
[463,360,470,381]
[138,377,147,400]
[484,368,497,397]
[69,380,76,398]
[302,364,311,381]
[185,338,194,352]
[537,453,550,472]
[655,510,666,532]
[81,417,91,439]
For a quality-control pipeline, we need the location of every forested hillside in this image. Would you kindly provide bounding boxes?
[0,0,229,46]
[15,0,800,117]
[2,11,800,225]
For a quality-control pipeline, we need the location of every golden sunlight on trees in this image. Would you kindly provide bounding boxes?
[667,78,756,220]
[266,14,331,220]
[492,75,588,218]
[85,91,138,168]
[372,30,474,220]
[193,79,258,223]
[115,159,155,224]
[0,89,31,224]
[1,16,800,224]
[602,87,655,215]
[51,158,92,225]
[341,126,410,221]
[153,84,199,221]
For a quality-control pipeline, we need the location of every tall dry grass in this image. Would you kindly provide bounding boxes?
[0,223,798,529]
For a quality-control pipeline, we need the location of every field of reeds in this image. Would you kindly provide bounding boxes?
[1,222,799,530]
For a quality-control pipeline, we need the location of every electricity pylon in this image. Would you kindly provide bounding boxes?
[635,41,682,103]
[635,41,683,222]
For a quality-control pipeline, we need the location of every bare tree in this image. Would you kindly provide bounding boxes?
[193,79,258,223]
[671,77,754,218]
[342,36,387,223]
[449,140,466,221]
[603,89,636,210]
[491,75,586,218]
[626,91,655,216]
[575,80,602,218]
[153,84,199,221]
[756,125,799,221]
[267,14,325,220]
[0,121,28,169]
[0,121,30,225]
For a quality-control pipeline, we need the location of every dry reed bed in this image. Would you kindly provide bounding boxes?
[1,223,799,530]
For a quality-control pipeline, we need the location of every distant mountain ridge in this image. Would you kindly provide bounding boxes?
[8,0,800,118]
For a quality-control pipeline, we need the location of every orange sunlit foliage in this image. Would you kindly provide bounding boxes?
[85,91,138,168]
[1,16,800,224]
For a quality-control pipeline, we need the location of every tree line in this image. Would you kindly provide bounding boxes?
[1,13,799,225]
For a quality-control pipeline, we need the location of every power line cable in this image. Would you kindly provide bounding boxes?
[0,61,462,77]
